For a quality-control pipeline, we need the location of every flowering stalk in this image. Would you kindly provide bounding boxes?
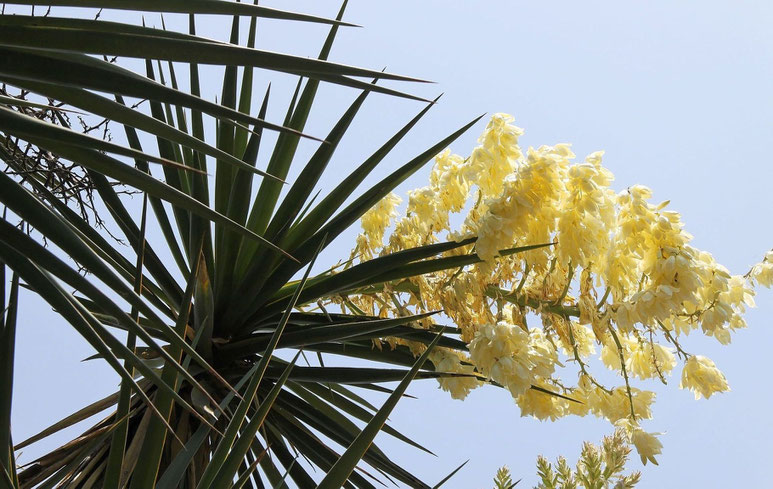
[329,113,773,465]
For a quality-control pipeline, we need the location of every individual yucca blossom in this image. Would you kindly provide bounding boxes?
[556,321,596,358]
[564,377,655,424]
[679,355,730,399]
[749,250,773,287]
[516,379,568,421]
[615,418,664,466]
[341,112,773,465]
[429,347,482,400]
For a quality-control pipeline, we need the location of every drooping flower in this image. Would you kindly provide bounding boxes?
[680,355,730,399]
[516,380,568,421]
[429,348,482,400]
[750,250,773,288]
[616,418,663,466]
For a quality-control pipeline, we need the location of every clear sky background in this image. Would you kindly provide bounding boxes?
[10,1,773,488]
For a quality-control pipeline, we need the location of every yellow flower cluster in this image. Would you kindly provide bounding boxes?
[615,418,663,466]
[600,334,676,380]
[468,321,556,399]
[342,113,769,466]
[355,192,402,260]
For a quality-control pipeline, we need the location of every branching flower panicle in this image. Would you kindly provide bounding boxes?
[336,113,770,466]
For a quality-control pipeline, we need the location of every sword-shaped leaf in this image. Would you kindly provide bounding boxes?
[0,219,232,413]
[206,355,300,488]
[0,270,19,489]
[126,245,201,489]
[287,381,434,457]
[272,389,427,488]
[221,312,438,358]
[316,330,445,489]
[103,193,149,489]
[338,243,554,295]
[267,238,476,311]
[433,460,469,488]
[0,23,426,84]
[0,93,83,113]
[0,164,178,316]
[154,362,256,489]
[14,387,132,451]
[0,242,190,441]
[213,86,271,307]
[5,1,358,25]
[262,364,468,385]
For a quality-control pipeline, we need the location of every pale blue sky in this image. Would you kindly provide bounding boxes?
[10,1,773,488]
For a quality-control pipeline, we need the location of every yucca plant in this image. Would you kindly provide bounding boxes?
[0,1,504,487]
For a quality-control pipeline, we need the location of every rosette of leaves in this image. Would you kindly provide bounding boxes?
[0,1,528,488]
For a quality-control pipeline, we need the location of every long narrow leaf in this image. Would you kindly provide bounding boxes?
[214,86,271,309]
[221,311,438,358]
[0,241,185,442]
[154,363,257,489]
[267,238,476,312]
[0,229,226,433]
[338,243,553,295]
[316,330,444,489]
[263,87,371,243]
[211,12,243,307]
[0,24,424,83]
[14,387,133,450]
[433,460,469,489]
[103,194,149,489]
[0,106,201,173]
[0,272,18,489]
[4,2,358,25]
[288,381,432,456]
[227,87,372,329]
[0,199,233,398]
